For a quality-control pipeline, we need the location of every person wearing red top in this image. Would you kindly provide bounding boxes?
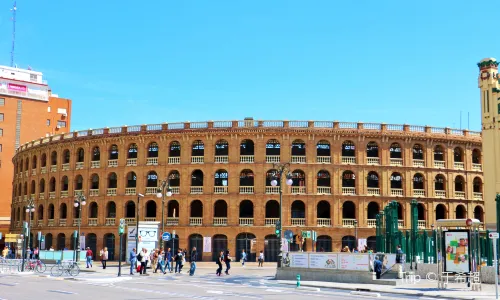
[86,247,93,268]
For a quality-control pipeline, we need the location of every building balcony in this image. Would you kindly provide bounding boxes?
[367,157,380,165]
[434,161,445,168]
[24,195,28,201]
[171,187,180,194]
[214,186,228,194]
[342,187,356,195]
[88,218,98,226]
[413,159,425,167]
[317,218,331,227]
[342,219,356,228]
[15,221,20,228]
[41,166,47,174]
[124,218,135,226]
[472,163,482,171]
[74,190,83,197]
[474,192,483,200]
[291,155,306,163]
[73,219,81,226]
[190,187,203,194]
[317,156,331,163]
[291,186,306,194]
[76,162,84,170]
[265,186,280,194]
[168,157,180,164]
[265,218,279,226]
[239,186,254,194]
[108,159,118,167]
[367,188,380,196]
[390,158,403,166]
[367,219,376,228]
[167,217,179,226]
[213,217,227,226]
[91,161,100,168]
[146,157,158,165]
[145,217,156,222]
[291,218,305,226]
[61,191,69,198]
[145,187,156,195]
[30,193,35,200]
[37,220,43,227]
[39,193,45,200]
[90,189,99,197]
[435,190,446,198]
[107,188,117,196]
[191,156,204,164]
[31,169,37,176]
[50,165,57,172]
[240,155,254,163]
[62,163,70,171]
[391,188,403,197]
[48,219,54,226]
[190,217,202,226]
[59,219,67,226]
[214,155,228,163]
[105,218,116,226]
[49,192,56,199]
[125,188,137,195]
[342,156,356,164]
[239,218,254,226]
[266,155,280,163]
[317,187,331,194]
[455,191,465,199]
[413,189,425,197]
[418,220,426,229]
[454,162,465,170]
[126,158,137,166]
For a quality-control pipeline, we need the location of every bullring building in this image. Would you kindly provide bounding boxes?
[10,119,483,261]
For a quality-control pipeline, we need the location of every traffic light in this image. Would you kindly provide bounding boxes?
[118,218,125,235]
[275,220,281,237]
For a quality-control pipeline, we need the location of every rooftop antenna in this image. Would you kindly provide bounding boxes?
[10,1,17,67]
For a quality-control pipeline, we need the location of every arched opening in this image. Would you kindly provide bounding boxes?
[435,174,445,191]
[61,176,69,191]
[473,177,482,193]
[60,203,67,219]
[215,139,229,156]
[342,201,355,219]
[126,172,137,188]
[41,153,47,167]
[239,200,254,218]
[145,200,157,218]
[62,149,70,164]
[45,233,53,250]
[266,139,280,156]
[264,234,280,262]
[472,149,481,164]
[342,236,356,251]
[266,169,278,186]
[291,169,305,187]
[92,146,100,161]
[189,234,204,262]
[77,148,85,163]
[436,204,446,220]
[342,140,355,157]
[191,140,204,157]
[214,169,228,187]
[291,139,306,156]
[474,206,484,222]
[455,175,465,192]
[51,151,58,166]
[367,171,379,188]
[91,174,99,190]
[103,233,115,261]
[75,175,83,191]
[456,205,466,219]
[413,144,424,160]
[417,203,425,220]
[86,233,97,260]
[108,173,118,188]
[148,142,159,158]
[316,140,330,157]
[342,171,355,187]
[169,141,180,157]
[214,200,227,218]
[367,202,379,219]
[265,200,279,218]
[316,200,331,220]
[37,205,44,220]
[390,143,402,159]
[317,170,330,187]
[240,139,254,155]
[239,169,254,186]
[396,202,403,220]
[390,172,402,189]
[454,147,464,163]
[32,155,37,169]
[125,201,136,218]
[168,171,180,187]
[30,180,36,195]
[191,170,203,186]
[89,202,98,218]
[367,236,377,252]
[413,173,424,190]
[57,233,66,250]
[316,235,332,252]
[146,171,158,188]
[366,141,379,158]
[48,204,54,219]
[434,145,444,162]
[212,235,228,261]
[190,200,203,217]
[291,200,305,219]
[128,143,138,159]
[106,201,116,218]
[236,233,256,262]
[109,144,118,160]
[168,200,179,218]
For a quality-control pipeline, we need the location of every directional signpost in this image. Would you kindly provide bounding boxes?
[490,232,499,299]
[162,232,171,242]
[118,218,125,277]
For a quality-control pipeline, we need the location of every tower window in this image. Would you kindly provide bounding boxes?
[0,113,3,122]
[0,98,4,106]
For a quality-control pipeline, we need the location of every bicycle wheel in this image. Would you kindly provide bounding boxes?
[23,262,33,272]
[36,261,47,273]
[50,264,63,277]
[68,263,80,277]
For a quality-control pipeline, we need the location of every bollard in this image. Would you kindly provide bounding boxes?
[296,274,301,287]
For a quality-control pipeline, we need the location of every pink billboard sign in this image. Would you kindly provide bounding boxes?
[8,83,27,92]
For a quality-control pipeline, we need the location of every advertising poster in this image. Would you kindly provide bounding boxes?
[444,230,470,273]
[338,254,370,271]
[282,252,308,268]
[309,253,338,269]
[203,236,211,252]
[369,254,396,272]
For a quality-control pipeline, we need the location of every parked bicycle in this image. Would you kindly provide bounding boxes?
[50,260,80,277]
[19,259,46,273]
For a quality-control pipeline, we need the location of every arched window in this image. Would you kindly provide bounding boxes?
[108,173,118,189]
[265,200,279,218]
[436,204,446,220]
[291,169,305,186]
[435,174,445,191]
[214,200,227,218]
[168,171,180,186]
[128,143,138,159]
[366,141,379,158]
[37,205,44,220]
[413,144,424,160]
[109,144,119,160]
[240,169,254,186]
[145,200,157,218]
[434,145,444,161]
[190,200,203,217]
[455,175,465,192]
[191,140,204,157]
[291,140,306,156]
[191,170,203,186]
[32,155,37,169]
[91,174,99,189]
[62,149,70,164]
[239,200,254,218]
[265,169,278,186]
[413,173,424,190]
[417,203,425,221]
[390,172,402,189]
[29,181,35,195]
[60,203,67,219]
[316,140,330,157]
[390,143,402,159]
[92,146,100,161]
[473,177,482,193]
[454,147,464,163]
[147,171,158,187]
[215,139,229,156]
[266,139,280,156]
[39,179,45,193]
[89,202,98,218]
[49,177,56,192]
[367,171,379,188]
[19,159,23,172]
[168,200,179,218]
[77,148,85,163]
[48,204,54,220]
[455,205,466,218]
[474,206,484,222]
[367,202,379,219]
[148,142,159,158]
[25,158,29,171]
[75,175,83,190]
[472,149,481,164]
[240,139,254,156]
[317,201,331,219]
[169,141,180,157]
[342,171,355,187]
[214,169,228,186]
[342,141,355,157]
[317,170,330,187]
[41,153,47,167]
[342,201,355,219]
[126,172,137,188]
[291,200,305,218]
[107,201,116,218]
[125,201,136,218]
[51,151,58,165]
[23,182,28,195]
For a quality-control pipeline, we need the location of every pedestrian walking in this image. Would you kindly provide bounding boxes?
[180,249,186,273]
[129,248,137,275]
[1,247,8,258]
[165,248,172,273]
[224,250,231,275]
[216,250,224,276]
[374,255,382,279]
[175,249,183,273]
[100,247,108,269]
[189,247,197,276]
[152,249,159,273]
[258,250,264,267]
[139,248,148,274]
[85,247,93,268]
[241,249,247,267]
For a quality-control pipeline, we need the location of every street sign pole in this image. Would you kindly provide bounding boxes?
[490,232,499,300]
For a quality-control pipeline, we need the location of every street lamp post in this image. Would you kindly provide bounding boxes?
[135,194,144,252]
[270,163,293,268]
[157,179,172,250]
[354,220,358,251]
[25,199,35,257]
[74,193,86,262]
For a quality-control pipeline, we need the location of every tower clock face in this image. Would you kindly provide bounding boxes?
[481,71,490,80]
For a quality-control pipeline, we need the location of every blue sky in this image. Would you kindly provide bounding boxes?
[0,1,492,131]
